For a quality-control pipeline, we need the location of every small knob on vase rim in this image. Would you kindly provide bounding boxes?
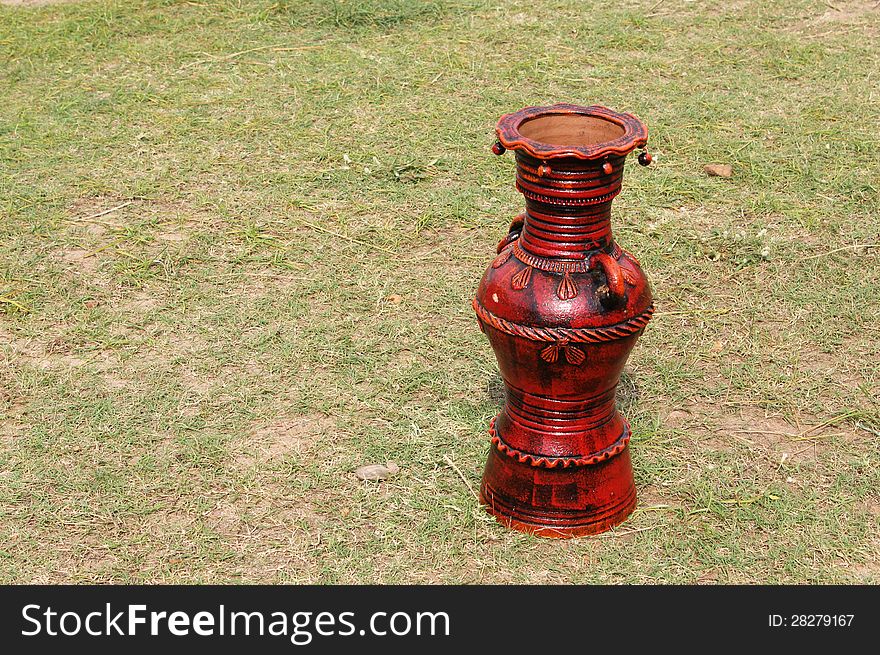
[537,163,551,177]
[602,161,613,175]
[638,150,653,166]
[492,141,506,156]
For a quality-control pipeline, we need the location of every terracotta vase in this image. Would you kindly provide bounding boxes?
[474,103,654,538]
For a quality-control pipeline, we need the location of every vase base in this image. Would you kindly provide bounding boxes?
[479,443,637,538]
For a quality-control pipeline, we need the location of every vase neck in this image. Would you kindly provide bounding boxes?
[518,202,614,259]
[514,152,623,260]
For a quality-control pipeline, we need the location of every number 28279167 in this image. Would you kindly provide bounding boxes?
[769,615,854,627]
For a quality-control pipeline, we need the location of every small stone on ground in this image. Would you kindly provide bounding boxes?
[704,163,733,177]
[354,461,400,481]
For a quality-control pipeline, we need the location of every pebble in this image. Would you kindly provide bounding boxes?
[355,461,400,481]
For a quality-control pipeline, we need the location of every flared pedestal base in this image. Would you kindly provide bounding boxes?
[479,443,637,538]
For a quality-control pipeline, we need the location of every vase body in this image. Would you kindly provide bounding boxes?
[474,104,654,537]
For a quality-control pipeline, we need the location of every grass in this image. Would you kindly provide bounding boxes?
[0,0,878,584]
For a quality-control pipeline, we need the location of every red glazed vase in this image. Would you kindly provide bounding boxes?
[474,103,654,538]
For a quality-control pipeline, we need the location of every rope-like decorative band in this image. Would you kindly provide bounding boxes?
[510,242,624,273]
[473,298,654,344]
[516,181,621,206]
[488,415,631,468]
[512,242,592,273]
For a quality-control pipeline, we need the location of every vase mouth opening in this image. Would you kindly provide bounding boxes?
[496,103,648,161]
[519,114,626,148]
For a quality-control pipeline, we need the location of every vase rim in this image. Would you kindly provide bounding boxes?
[496,103,648,161]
